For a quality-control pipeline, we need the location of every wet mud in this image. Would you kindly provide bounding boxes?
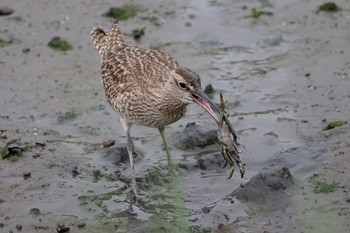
[1,0,350,232]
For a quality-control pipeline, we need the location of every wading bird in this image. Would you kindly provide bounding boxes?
[91,23,238,192]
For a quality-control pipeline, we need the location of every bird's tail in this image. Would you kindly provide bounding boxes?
[91,27,107,55]
[91,23,124,55]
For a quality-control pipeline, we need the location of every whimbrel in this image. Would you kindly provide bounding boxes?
[91,23,238,191]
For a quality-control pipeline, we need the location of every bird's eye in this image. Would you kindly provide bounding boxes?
[178,81,187,90]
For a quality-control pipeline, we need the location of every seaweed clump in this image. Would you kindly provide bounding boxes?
[204,84,215,95]
[48,37,73,51]
[313,181,338,193]
[319,2,340,12]
[103,5,141,21]
[323,120,348,131]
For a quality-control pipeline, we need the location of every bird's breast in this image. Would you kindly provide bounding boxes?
[110,90,187,128]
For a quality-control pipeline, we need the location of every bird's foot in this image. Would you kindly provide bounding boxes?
[123,180,138,204]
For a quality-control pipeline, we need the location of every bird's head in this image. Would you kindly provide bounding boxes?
[173,67,216,119]
[173,67,237,140]
[173,67,238,140]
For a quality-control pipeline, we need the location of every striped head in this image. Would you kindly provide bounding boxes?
[172,67,220,123]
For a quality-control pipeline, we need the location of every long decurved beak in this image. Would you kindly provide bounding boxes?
[190,90,238,141]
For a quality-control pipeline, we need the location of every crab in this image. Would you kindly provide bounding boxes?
[217,93,245,179]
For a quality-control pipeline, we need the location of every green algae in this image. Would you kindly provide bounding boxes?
[103,5,141,21]
[313,181,338,194]
[323,120,347,131]
[48,36,73,51]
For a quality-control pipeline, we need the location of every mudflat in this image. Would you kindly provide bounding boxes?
[1,1,349,232]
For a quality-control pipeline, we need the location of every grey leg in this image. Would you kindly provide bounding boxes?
[121,119,137,195]
[158,127,173,165]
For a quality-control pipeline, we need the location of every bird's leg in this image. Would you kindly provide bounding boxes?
[158,127,173,166]
[122,120,137,196]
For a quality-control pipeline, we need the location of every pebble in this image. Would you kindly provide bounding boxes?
[0,6,14,16]
[16,224,22,230]
[102,139,115,148]
[77,222,86,228]
[23,172,31,179]
[29,208,40,215]
[56,226,70,233]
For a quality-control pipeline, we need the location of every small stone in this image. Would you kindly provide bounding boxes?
[71,166,79,177]
[197,159,206,170]
[77,222,86,228]
[0,6,14,16]
[57,226,70,233]
[29,208,40,215]
[173,122,217,150]
[202,206,211,213]
[23,172,31,179]
[131,28,145,40]
[22,48,31,53]
[102,139,115,148]
[188,14,196,19]
[16,224,22,230]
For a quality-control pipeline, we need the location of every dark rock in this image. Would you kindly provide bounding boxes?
[71,166,79,177]
[35,141,46,147]
[185,22,192,27]
[77,222,86,228]
[132,27,145,40]
[102,139,115,148]
[202,206,211,213]
[23,172,31,179]
[197,159,206,170]
[173,122,217,150]
[226,166,295,210]
[102,143,142,164]
[22,48,31,53]
[29,208,40,215]
[193,152,223,171]
[0,6,14,16]
[56,225,70,233]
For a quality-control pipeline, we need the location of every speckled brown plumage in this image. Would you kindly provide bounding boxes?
[91,23,192,129]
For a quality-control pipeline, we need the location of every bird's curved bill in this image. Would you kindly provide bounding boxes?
[191,90,238,140]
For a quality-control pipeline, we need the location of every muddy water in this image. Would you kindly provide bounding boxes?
[1,0,350,232]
